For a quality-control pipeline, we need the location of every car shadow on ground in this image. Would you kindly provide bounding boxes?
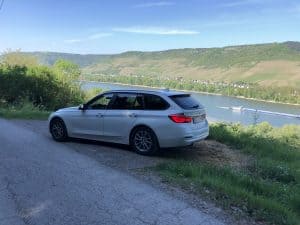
[68,137,193,159]
[49,134,247,172]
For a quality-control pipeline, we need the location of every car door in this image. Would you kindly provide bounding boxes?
[102,93,143,143]
[70,93,113,140]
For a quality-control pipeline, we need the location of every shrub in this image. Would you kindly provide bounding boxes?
[0,63,84,110]
[84,87,103,101]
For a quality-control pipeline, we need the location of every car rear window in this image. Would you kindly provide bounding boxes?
[170,94,201,109]
[144,94,169,110]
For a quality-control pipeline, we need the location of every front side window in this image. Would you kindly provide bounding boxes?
[110,93,143,110]
[87,93,113,110]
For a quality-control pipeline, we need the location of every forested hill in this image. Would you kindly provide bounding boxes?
[22,52,110,67]
[23,41,300,87]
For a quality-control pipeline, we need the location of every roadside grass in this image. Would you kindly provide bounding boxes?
[0,102,50,120]
[156,122,300,225]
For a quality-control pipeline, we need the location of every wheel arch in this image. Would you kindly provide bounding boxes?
[49,116,67,133]
[129,124,160,148]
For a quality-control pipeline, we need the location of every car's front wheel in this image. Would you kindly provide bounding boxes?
[131,126,159,155]
[50,118,68,142]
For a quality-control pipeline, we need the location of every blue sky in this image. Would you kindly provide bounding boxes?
[0,0,300,54]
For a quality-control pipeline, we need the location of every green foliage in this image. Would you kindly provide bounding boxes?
[1,49,39,67]
[84,87,103,101]
[53,59,81,81]
[157,123,300,225]
[218,125,299,186]
[0,61,84,110]
[209,123,300,162]
[158,161,299,225]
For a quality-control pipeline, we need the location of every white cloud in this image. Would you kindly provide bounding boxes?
[64,39,82,43]
[133,1,174,8]
[64,33,112,44]
[221,0,265,7]
[88,33,112,40]
[200,20,250,27]
[113,27,199,35]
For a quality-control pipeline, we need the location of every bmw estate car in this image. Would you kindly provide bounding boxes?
[48,89,209,155]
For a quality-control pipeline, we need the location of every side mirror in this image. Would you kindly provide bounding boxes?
[79,104,86,110]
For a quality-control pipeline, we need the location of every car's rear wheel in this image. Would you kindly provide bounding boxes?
[50,118,68,142]
[131,126,159,155]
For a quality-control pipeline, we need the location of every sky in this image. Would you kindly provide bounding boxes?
[0,0,300,54]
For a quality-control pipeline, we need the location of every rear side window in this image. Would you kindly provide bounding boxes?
[110,93,143,110]
[144,94,169,110]
[170,94,200,109]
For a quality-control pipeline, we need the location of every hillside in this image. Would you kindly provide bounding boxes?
[22,52,110,67]
[25,42,300,87]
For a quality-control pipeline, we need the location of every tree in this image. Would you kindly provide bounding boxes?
[1,49,38,67]
[53,59,81,81]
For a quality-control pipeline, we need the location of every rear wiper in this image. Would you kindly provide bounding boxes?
[191,105,199,109]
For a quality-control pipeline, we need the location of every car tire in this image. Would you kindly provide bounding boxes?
[50,118,68,142]
[130,126,159,155]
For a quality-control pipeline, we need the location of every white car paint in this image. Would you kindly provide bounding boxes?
[48,89,209,148]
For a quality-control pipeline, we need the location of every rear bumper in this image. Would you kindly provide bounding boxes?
[182,128,209,145]
[157,120,209,148]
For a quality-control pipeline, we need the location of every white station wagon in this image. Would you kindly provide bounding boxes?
[49,89,209,155]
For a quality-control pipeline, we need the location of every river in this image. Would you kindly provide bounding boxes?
[81,82,300,127]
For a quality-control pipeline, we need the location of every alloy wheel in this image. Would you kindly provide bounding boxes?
[133,130,153,152]
[51,120,65,140]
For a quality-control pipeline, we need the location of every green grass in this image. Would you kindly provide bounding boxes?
[0,102,50,120]
[156,123,300,225]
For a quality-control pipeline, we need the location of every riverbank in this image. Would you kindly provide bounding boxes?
[82,80,300,107]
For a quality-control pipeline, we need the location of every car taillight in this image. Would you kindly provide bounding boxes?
[168,114,192,123]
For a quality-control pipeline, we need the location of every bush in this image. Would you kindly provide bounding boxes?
[84,87,103,101]
[0,63,85,110]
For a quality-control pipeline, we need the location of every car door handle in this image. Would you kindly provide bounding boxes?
[129,113,137,118]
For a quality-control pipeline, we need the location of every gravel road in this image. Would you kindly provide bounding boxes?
[0,118,238,225]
